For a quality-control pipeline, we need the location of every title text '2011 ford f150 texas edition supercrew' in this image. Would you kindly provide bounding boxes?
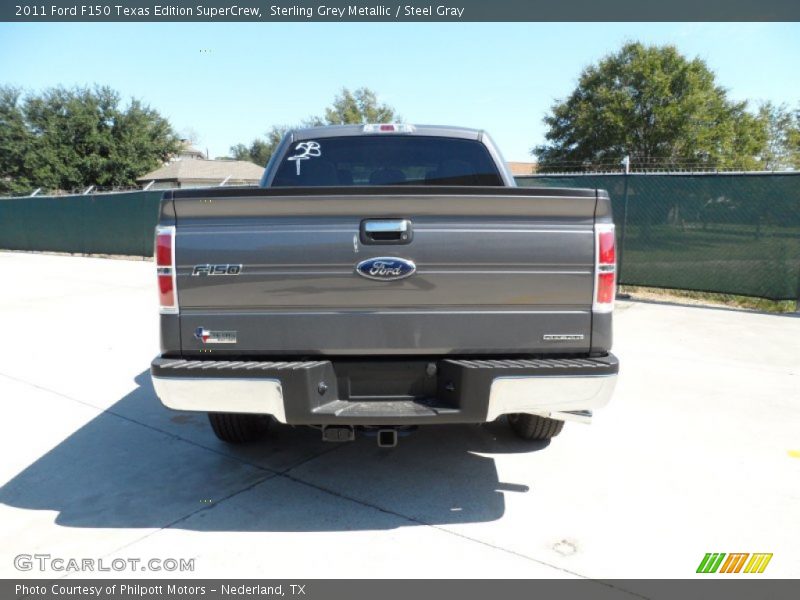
[151,124,619,447]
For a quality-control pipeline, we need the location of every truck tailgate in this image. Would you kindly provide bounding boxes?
[169,186,601,356]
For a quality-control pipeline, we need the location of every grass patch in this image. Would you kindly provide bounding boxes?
[619,285,797,313]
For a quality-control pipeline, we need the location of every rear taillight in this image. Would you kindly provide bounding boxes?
[593,223,616,313]
[155,225,178,314]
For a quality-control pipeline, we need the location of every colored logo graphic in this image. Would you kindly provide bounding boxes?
[355,257,416,281]
[696,553,772,574]
[193,327,237,344]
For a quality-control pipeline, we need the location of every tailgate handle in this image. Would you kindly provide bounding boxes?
[360,219,413,245]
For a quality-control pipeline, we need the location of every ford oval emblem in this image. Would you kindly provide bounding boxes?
[356,257,416,281]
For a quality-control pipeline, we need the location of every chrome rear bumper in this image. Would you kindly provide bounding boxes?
[152,375,286,422]
[151,354,618,426]
[486,373,617,422]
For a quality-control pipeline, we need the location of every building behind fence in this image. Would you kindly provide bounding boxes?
[1,173,799,301]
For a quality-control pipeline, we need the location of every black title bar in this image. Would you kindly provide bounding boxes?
[5,579,800,600]
[4,0,800,22]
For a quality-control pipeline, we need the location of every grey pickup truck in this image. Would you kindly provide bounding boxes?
[151,124,618,447]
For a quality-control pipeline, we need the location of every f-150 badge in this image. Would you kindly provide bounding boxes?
[194,327,237,344]
[192,264,242,276]
[355,257,416,281]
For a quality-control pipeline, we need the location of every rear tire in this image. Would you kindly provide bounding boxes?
[507,414,564,440]
[208,412,270,444]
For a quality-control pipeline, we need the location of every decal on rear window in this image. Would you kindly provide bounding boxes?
[287,141,322,175]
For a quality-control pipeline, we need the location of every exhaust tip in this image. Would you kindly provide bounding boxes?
[377,429,398,448]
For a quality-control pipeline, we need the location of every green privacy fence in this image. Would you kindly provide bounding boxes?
[2,174,800,300]
[518,173,800,300]
[0,190,163,257]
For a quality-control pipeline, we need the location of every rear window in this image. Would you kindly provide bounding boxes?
[271,135,503,187]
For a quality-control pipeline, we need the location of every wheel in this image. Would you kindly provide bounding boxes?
[507,413,564,440]
[207,412,270,443]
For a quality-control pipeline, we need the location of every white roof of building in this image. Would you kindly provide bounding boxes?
[137,159,264,183]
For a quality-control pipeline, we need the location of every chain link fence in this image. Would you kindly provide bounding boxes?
[518,173,800,301]
[0,190,163,256]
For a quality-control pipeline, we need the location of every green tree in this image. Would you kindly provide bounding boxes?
[314,87,400,125]
[0,85,180,194]
[758,102,800,170]
[230,125,290,166]
[533,42,768,171]
[790,107,800,169]
[230,87,400,166]
[0,87,33,193]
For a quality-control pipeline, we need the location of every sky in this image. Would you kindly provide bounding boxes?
[1,22,799,162]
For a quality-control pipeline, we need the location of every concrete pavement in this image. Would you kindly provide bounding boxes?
[0,252,798,580]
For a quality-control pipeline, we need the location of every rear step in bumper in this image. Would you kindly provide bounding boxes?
[150,355,618,426]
